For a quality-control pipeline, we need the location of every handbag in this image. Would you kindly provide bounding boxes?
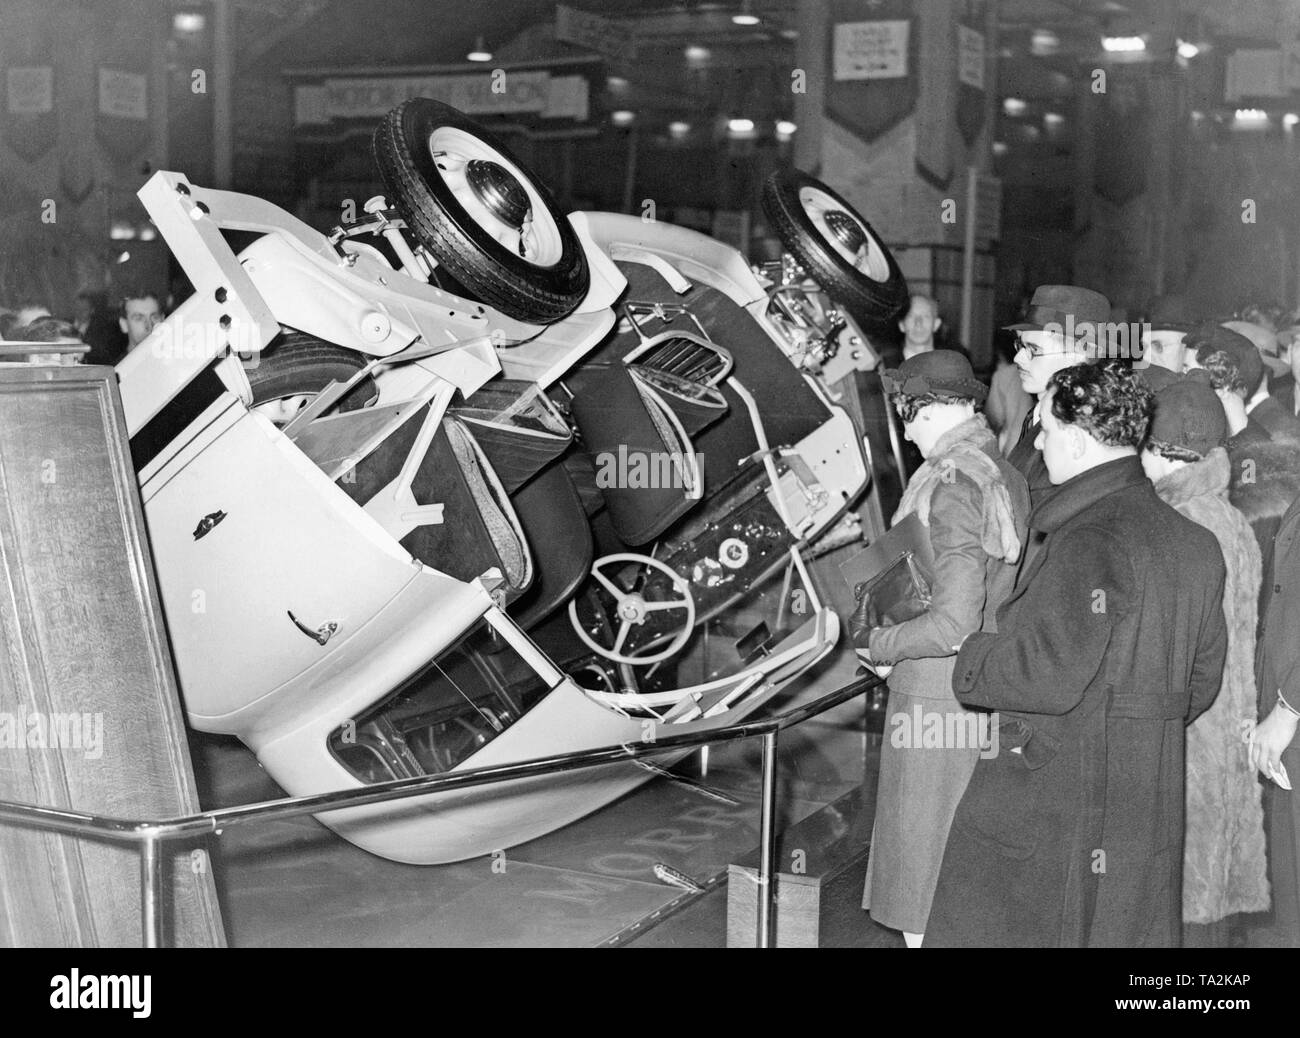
[852,550,932,628]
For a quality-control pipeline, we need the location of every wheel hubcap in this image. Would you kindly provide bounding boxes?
[466,159,531,229]
[823,210,866,254]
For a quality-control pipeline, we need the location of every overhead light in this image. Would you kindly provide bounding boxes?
[1003,97,1027,117]
[466,36,492,62]
[728,117,755,138]
[775,119,797,139]
[1285,113,1299,130]
[1044,112,1065,130]
[110,220,136,241]
[1030,29,1058,55]
[685,45,711,63]
[732,1,760,26]
[992,141,1009,156]
[611,110,635,126]
[607,76,629,91]
[1177,40,1200,60]
[173,12,205,34]
[116,251,131,264]
[668,121,691,138]
[1234,108,1269,126]
[1102,36,1146,53]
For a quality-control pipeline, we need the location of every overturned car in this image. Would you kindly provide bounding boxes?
[117,99,904,864]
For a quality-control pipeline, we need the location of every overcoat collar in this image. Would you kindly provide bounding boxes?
[1030,455,1146,534]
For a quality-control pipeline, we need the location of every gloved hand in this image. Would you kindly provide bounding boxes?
[848,582,880,648]
[849,586,892,678]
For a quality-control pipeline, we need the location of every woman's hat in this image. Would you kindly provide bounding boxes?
[1150,369,1227,457]
[881,349,987,403]
[1187,322,1266,396]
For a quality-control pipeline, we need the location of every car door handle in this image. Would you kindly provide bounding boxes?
[287,610,340,646]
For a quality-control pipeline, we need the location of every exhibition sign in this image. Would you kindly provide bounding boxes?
[295,70,591,125]
[826,0,918,145]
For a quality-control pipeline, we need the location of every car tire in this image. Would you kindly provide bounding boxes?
[761,169,908,338]
[246,330,376,424]
[373,98,589,325]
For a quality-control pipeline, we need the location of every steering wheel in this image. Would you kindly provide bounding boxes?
[569,553,696,666]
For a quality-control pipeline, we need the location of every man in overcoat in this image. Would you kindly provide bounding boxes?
[925,363,1229,947]
[1249,486,1300,942]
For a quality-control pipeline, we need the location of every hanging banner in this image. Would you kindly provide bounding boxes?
[1225,48,1285,100]
[1093,69,1151,206]
[3,65,57,161]
[957,25,984,89]
[914,0,957,189]
[1286,40,1300,93]
[93,4,155,164]
[956,4,987,146]
[7,67,52,114]
[95,65,151,160]
[833,20,910,80]
[295,71,590,124]
[98,69,147,120]
[826,0,918,144]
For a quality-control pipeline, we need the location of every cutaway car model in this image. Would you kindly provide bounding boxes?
[116,99,899,863]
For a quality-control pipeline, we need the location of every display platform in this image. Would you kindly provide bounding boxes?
[189,547,888,947]
[193,696,881,948]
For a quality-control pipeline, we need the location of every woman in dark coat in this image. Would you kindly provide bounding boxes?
[926,363,1228,947]
[850,351,1029,946]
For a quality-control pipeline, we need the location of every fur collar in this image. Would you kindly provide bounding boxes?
[1153,448,1230,508]
[929,413,997,458]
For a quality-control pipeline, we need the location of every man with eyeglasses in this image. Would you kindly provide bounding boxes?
[1004,287,1111,504]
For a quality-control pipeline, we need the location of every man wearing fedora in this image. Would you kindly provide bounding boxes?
[924,363,1228,947]
[1005,285,1110,506]
[1140,295,1197,375]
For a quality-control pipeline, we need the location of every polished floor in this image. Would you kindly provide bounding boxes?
[188,545,904,948]
[192,701,893,947]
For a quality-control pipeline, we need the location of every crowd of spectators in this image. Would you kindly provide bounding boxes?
[0,287,165,365]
